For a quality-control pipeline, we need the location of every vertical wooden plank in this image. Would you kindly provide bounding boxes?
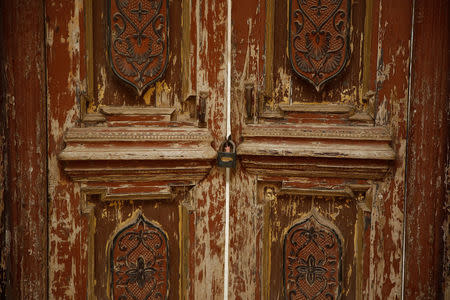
[0,6,7,293]
[0,68,6,296]
[0,0,47,299]
[367,0,413,298]
[45,0,88,298]
[405,0,449,298]
[191,0,228,298]
[229,0,265,298]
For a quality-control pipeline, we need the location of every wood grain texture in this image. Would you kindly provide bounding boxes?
[0,0,48,298]
[229,0,418,299]
[190,0,228,298]
[405,0,449,298]
[46,0,88,298]
[368,0,413,298]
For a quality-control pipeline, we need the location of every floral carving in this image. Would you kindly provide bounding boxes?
[284,213,342,299]
[111,214,169,300]
[109,0,169,95]
[289,0,350,91]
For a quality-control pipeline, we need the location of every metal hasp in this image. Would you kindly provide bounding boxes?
[217,137,236,168]
[289,0,351,91]
[108,0,169,95]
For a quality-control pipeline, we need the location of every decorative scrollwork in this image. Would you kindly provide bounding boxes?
[283,213,342,299]
[109,0,169,95]
[110,214,169,300]
[289,0,350,91]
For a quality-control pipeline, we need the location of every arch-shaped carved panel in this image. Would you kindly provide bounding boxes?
[110,214,169,300]
[283,212,343,299]
[289,0,351,91]
[109,0,169,95]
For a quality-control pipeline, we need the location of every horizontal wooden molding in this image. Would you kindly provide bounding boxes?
[238,124,395,180]
[100,106,176,116]
[279,103,354,114]
[64,127,213,142]
[59,126,216,190]
[242,124,392,141]
[81,185,174,201]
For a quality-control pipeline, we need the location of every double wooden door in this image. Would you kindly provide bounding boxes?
[2,0,448,299]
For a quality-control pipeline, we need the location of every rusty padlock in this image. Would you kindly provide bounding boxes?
[217,138,236,168]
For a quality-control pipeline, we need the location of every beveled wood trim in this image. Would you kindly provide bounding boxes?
[180,201,194,300]
[263,0,274,100]
[83,0,94,119]
[100,106,176,116]
[63,127,214,142]
[82,185,173,201]
[279,103,354,114]
[182,0,195,102]
[242,124,392,141]
[80,193,96,300]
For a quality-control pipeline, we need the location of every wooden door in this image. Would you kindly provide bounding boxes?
[229,0,449,299]
[47,0,225,299]
[1,0,449,299]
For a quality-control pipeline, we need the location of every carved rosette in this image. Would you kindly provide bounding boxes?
[289,0,350,91]
[109,0,169,95]
[284,214,342,299]
[111,214,169,300]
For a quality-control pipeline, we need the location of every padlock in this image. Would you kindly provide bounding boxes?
[217,138,236,168]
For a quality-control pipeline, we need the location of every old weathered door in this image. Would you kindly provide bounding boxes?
[229,0,449,299]
[1,0,448,299]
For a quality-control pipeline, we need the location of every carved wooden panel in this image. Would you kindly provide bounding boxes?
[283,214,343,299]
[111,214,169,300]
[289,0,351,91]
[262,0,371,115]
[259,182,370,299]
[91,202,183,299]
[109,0,169,95]
[89,0,185,107]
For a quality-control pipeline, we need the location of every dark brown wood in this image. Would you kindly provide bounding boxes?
[271,0,367,106]
[96,203,177,300]
[283,207,344,299]
[0,0,47,298]
[289,0,351,91]
[109,0,169,96]
[92,0,183,108]
[405,0,450,298]
[0,14,6,295]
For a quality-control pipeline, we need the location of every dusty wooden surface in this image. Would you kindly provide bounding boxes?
[405,0,449,298]
[0,1,48,299]
[1,0,449,298]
